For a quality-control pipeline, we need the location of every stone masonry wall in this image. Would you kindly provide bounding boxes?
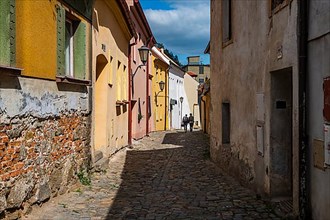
[0,112,91,219]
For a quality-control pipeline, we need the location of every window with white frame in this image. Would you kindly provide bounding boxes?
[65,19,74,77]
[56,4,87,80]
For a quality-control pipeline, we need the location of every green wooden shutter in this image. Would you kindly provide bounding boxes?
[0,0,11,66]
[56,4,65,76]
[9,0,16,66]
[73,22,86,79]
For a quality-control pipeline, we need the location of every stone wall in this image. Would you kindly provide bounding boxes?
[0,112,90,217]
[0,112,91,218]
[0,75,92,219]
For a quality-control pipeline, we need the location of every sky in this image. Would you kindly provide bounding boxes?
[139,0,210,65]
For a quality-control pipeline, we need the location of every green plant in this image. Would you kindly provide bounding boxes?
[138,114,143,123]
[77,170,91,186]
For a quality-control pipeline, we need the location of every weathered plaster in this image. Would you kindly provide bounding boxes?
[307,1,330,219]
[210,0,299,214]
[0,77,90,122]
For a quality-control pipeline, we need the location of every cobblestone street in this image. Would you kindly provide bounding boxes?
[23,131,279,220]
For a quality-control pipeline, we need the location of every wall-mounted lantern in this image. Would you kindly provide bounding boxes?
[138,46,150,65]
[155,80,165,106]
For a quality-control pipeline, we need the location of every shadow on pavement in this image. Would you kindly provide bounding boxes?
[105,131,274,219]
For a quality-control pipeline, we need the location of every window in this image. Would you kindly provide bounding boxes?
[117,61,121,100]
[133,44,136,63]
[65,19,74,76]
[0,0,16,67]
[222,0,232,45]
[148,96,151,118]
[155,65,158,81]
[57,4,86,80]
[108,56,113,85]
[222,102,230,144]
[199,66,204,74]
[123,65,127,100]
[138,98,142,123]
[199,78,205,84]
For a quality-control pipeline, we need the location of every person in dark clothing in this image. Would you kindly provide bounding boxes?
[189,113,194,132]
[182,114,189,132]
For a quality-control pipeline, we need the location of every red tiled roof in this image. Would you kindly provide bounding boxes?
[187,71,198,77]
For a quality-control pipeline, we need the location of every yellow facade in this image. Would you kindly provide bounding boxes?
[16,0,91,80]
[93,0,132,157]
[151,54,169,131]
[16,1,56,79]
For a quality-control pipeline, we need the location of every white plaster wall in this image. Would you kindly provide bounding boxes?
[168,65,185,130]
[0,76,90,123]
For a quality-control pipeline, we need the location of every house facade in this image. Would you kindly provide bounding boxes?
[307,1,330,219]
[126,0,155,140]
[0,0,93,217]
[210,0,301,216]
[184,73,200,129]
[92,0,135,161]
[151,47,170,131]
[168,62,186,129]
[183,56,210,84]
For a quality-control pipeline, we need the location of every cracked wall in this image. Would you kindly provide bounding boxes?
[0,76,92,218]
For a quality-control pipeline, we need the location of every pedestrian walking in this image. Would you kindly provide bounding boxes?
[182,114,189,132]
[189,113,194,132]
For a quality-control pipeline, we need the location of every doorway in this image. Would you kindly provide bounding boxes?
[270,67,293,197]
[95,54,108,154]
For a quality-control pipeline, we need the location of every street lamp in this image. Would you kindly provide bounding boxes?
[133,45,150,79]
[138,46,150,65]
[155,81,165,106]
[180,96,184,124]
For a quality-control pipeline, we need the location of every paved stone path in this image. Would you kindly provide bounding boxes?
[23,131,279,220]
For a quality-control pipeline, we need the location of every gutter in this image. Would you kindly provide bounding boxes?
[298,0,309,219]
[151,47,170,65]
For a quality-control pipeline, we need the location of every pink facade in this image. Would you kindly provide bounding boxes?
[126,0,155,141]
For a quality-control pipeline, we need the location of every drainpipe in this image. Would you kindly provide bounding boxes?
[146,55,149,136]
[298,0,309,218]
[164,66,170,131]
[128,40,137,145]
[145,37,154,136]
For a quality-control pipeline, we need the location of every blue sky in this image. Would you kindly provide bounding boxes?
[140,0,210,65]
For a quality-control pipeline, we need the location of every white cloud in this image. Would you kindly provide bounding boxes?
[144,0,210,62]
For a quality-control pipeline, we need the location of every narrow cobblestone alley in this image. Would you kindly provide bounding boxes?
[23,131,278,220]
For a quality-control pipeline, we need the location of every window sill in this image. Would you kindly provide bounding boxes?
[116,100,129,106]
[222,39,233,49]
[0,65,22,76]
[56,76,91,86]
